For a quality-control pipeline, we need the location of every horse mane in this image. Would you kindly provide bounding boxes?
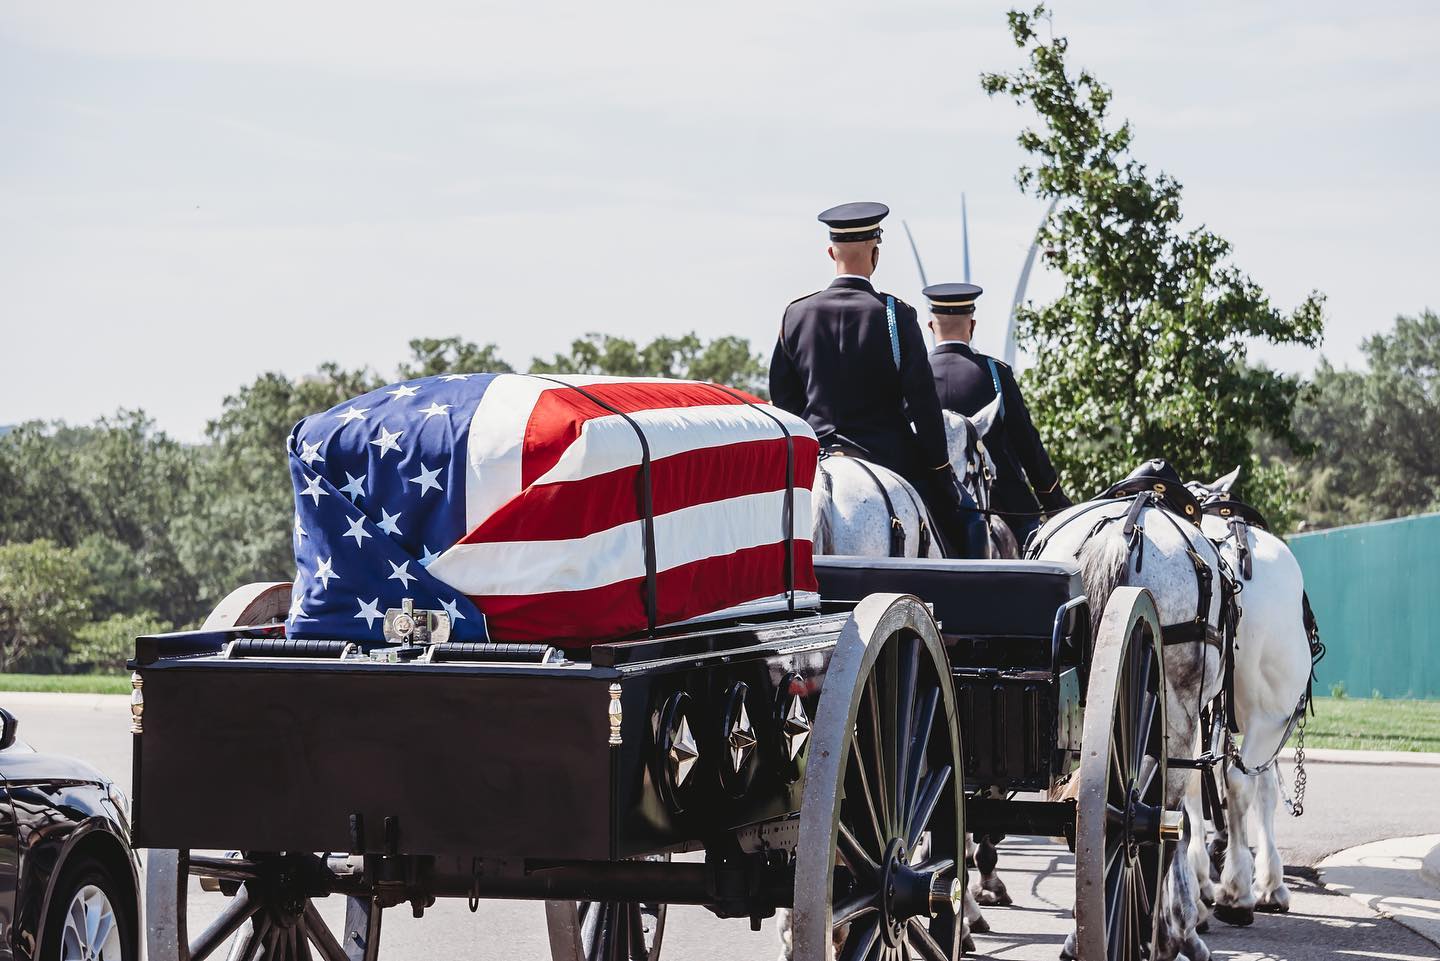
[811,463,834,555]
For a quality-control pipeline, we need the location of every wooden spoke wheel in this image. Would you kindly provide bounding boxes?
[793,594,966,961]
[1074,586,1169,961]
[145,850,371,961]
[146,583,379,961]
[545,855,669,961]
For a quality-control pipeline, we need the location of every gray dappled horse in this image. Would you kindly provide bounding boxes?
[809,395,1016,560]
[1029,467,1223,961]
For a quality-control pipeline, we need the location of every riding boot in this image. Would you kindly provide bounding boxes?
[913,469,988,559]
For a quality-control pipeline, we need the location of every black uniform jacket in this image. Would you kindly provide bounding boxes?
[770,276,949,475]
[929,341,1068,512]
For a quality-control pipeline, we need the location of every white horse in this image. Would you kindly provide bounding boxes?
[1187,468,1314,923]
[1030,477,1222,961]
[810,396,1005,559]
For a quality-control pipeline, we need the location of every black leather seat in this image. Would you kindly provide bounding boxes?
[813,557,1084,639]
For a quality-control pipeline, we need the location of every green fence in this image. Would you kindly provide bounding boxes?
[1288,512,1440,700]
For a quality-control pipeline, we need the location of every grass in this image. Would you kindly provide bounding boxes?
[0,673,132,695]
[1302,696,1440,752]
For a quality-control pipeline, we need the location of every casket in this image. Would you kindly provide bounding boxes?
[285,373,819,647]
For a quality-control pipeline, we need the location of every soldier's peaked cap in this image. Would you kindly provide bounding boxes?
[818,202,888,243]
[923,282,983,315]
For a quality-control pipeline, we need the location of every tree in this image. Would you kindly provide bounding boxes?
[530,333,767,395]
[0,541,93,672]
[0,412,202,625]
[1291,310,1440,527]
[68,611,170,675]
[981,6,1324,517]
[398,337,514,378]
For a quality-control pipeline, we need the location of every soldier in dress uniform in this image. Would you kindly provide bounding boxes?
[924,282,1071,547]
[770,202,987,558]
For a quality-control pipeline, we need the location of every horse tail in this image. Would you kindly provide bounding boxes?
[811,463,834,555]
[1078,523,1132,618]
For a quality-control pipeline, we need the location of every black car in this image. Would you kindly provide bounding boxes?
[0,706,138,961]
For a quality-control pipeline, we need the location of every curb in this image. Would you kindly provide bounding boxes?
[1319,834,1440,948]
[1279,747,1440,767]
[1423,841,1440,890]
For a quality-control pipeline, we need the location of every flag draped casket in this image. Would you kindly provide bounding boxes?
[287,373,820,647]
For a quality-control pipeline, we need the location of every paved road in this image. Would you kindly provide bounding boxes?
[8,692,1440,960]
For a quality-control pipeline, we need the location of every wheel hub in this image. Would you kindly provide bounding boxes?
[877,837,950,946]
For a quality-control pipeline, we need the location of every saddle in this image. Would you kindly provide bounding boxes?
[1102,459,1203,525]
[1201,497,1270,530]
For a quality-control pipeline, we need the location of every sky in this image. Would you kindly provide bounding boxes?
[2,1,1437,441]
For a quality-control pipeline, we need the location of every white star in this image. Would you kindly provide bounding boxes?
[376,508,403,537]
[440,597,467,622]
[387,384,420,399]
[339,471,367,501]
[355,597,383,629]
[388,560,417,588]
[298,440,325,465]
[439,373,470,382]
[419,544,442,567]
[288,592,306,622]
[419,402,451,419]
[300,475,329,506]
[408,463,444,496]
[343,515,372,548]
[294,514,307,541]
[336,406,369,423]
[315,556,338,590]
[370,426,404,458]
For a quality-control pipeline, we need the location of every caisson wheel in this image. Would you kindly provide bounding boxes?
[43,861,136,961]
[1073,586,1170,961]
[792,593,966,961]
[545,855,668,961]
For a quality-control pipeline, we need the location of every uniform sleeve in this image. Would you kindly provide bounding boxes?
[768,313,806,417]
[897,303,950,470]
[1000,364,1071,509]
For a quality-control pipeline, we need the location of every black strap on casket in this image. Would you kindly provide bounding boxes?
[531,376,659,633]
[703,383,798,612]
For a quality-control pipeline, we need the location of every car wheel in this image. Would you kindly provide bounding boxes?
[43,861,136,961]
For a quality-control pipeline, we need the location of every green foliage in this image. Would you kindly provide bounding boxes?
[1291,311,1440,527]
[0,541,94,672]
[530,333,768,396]
[69,611,170,674]
[398,337,514,378]
[981,6,1324,514]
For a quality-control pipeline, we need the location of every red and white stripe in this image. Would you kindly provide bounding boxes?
[427,375,819,645]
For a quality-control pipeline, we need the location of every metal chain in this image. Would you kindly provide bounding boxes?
[1288,713,1308,817]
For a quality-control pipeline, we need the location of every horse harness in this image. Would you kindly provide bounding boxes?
[817,447,933,558]
[1028,477,1238,655]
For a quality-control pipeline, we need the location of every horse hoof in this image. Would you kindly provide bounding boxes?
[970,916,991,934]
[1059,932,1077,960]
[1256,900,1289,914]
[1201,893,1215,908]
[963,935,976,953]
[1213,903,1255,927]
[1196,919,1209,934]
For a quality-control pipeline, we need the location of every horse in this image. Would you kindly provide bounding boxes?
[810,395,1007,560]
[1028,463,1223,961]
[1186,468,1315,923]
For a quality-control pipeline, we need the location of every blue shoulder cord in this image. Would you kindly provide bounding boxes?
[885,295,901,369]
[986,357,1006,421]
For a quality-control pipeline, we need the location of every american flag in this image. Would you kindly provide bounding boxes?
[287,373,819,647]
